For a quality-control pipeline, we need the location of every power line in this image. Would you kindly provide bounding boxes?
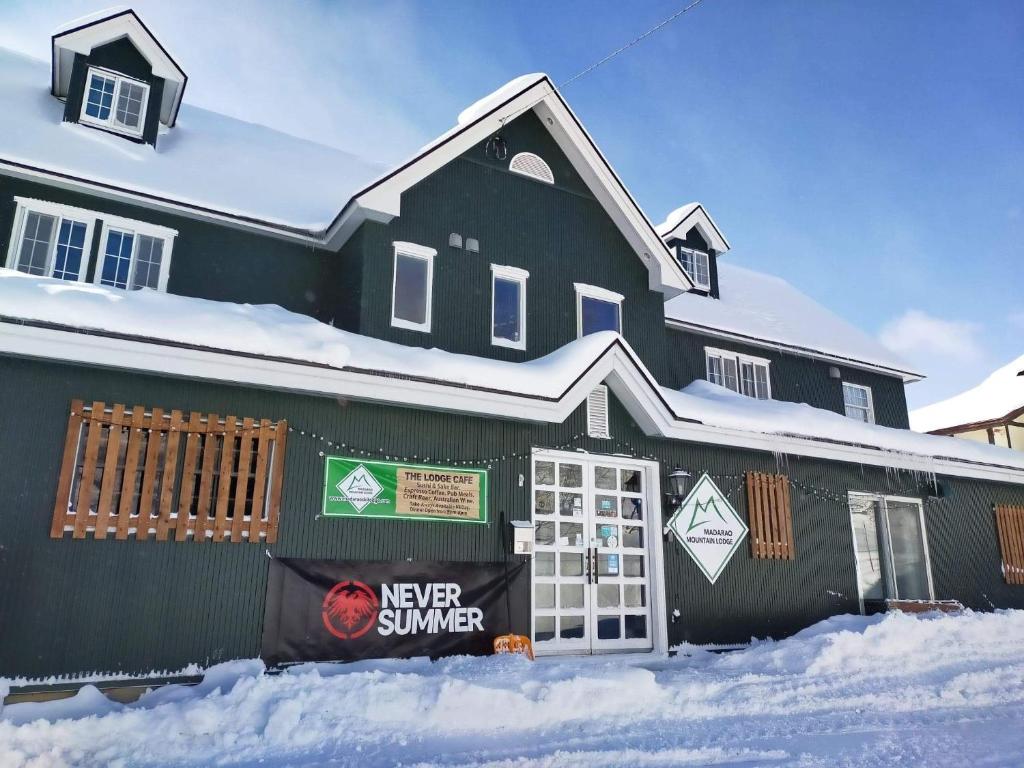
[496,0,707,127]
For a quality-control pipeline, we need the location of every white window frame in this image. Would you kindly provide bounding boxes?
[93,214,177,292]
[390,241,436,333]
[678,246,711,291]
[847,492,935,613]
[490,264,528,350]
[842,382,875,424]
[4,198,97,283]
[574,283,624,339]
[704,346,772,399]
[79,66,150,139]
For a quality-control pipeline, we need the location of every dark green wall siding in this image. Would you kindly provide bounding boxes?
[340,112,673,382]
[0,176,332,319]
[665,326,911,429]
[0,355,1020,679]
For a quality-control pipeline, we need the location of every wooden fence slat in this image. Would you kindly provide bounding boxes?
[156,410,184,541]
[136,407,163,541]
[231,418,255,543]
[770,475,784,559]
[193,413,220,543]
[781,475,794,560]
[51,400,84,539]
[248,419,272,541]
[1007,507,1024,585]
[747,473,763,558]
[266,420,288,544]
[212,416,237,542]
[995,507,1010,583]
[115,406,146,541]
[757,474,771,558]
[94,403,126,540]
[73,402,106,539]
[1002,506,1021,585]
[175,412,203,542]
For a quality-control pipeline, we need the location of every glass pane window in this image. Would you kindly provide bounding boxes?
[52,220,88,281]
[679,247,710,289]
[848,493,932,604]
[706,349,770,399]
[131,235,164,290]
[115,81,146,128]
[491,271,525,347]
[16,211,57,276]
[101,229,135,289]
[85,72,116,120]
[392,251,431,329]
[886,501,931,600]
[843,383,874,423]
[580,296,621,336]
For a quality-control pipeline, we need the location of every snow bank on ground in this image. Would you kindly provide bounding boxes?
[0,47,386,230]
[665,379,1024,470]
[3,610,1024,767]
[0,268,613,398]
[665,261,919,377]
[911,352,1024,433]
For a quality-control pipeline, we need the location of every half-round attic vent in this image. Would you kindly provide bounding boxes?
[509,152,554,184]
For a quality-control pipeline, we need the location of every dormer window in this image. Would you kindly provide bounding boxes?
[678,246,710,291]
[80,67,149,137]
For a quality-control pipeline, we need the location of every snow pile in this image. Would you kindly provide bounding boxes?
[456,74,546,126]
[0,268,614,398]
[665,380,1024,470]
[0,47,386,230]
[666,262,920,378]
[911,353,1024,433]
[654,202,700,236]
[3,610,1024,766]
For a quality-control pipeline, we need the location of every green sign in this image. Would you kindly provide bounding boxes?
[322,457,488,524]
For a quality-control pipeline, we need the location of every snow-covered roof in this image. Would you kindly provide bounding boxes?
[911,354,1024,433]
[665,262,922,380]
[0,47,387,231]
[655,202,730,253]
[3,268,1020,479]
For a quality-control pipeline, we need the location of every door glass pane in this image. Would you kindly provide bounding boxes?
[580,296,620,335]
[535,616,555,642]
[393,253,429,324]
[595,494,617,517]
[623,555,644,577]
[595,523,618,548]
[597,553,620,577]
[559,522,583,547]
[535,520,555,545]
[623,584,646,607]
[849,496,885,600]
[886,501,930,600]
[560,616,585,639]
[559,463,582,487]
[594,466,617,489]
[597,584,620,608]
[535,490,555,516]
[621,497,643,520]
[18,212,56,275]
[620,469,642,492]
[559,492,583,517]
[560,552,584,577]
[535,461,555,485]
[597,616,621,639]
[535,583,554,609]
[560,585,584,609]
[535,552,555,577]
[622,525,643,549]
[624,615,647,639]
[492,276,521,342]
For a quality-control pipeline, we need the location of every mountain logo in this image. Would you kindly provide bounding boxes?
[322,580,380,640]
[667,473,748,584]
[337,464,384,512]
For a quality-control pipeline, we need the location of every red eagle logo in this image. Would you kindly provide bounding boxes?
[322,580,379,640]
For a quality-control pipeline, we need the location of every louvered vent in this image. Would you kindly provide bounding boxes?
[509,152,554,184]
[587,385,611,439]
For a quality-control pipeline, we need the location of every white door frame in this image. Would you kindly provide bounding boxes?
[530,447,668,656]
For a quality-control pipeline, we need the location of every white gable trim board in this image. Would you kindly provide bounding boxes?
[2,318,1021,484]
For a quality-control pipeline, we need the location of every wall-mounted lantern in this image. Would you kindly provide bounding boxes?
[665,467,692,508]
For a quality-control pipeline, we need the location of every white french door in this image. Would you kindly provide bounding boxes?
[530,451,659,655]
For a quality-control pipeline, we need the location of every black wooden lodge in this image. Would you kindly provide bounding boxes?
[2,8,1024,684]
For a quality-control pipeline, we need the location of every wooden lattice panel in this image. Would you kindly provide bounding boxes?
[995,505,1024,585]
[745,472,795,560]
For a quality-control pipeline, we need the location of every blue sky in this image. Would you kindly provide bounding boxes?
[3,0,1021,410]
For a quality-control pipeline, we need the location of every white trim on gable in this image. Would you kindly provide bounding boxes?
[656,203,730,253]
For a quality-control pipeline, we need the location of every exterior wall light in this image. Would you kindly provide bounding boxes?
[666,467,692,506]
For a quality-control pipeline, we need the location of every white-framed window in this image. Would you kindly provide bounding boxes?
[705,347,771,399]
[390,241,436,333]
[490,264,528,350]
[843,383,875,423]
[4,198,96,282]
[848,492,934,610]
[94,216,177,292]
[574,283,623,338]
[80,67,150,138]
[678,246,711,290]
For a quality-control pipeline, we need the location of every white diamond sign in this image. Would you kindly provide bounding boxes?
[336,464,384,512]
[667,473,748,584]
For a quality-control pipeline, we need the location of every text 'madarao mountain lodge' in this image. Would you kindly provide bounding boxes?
[2,8,1024,682]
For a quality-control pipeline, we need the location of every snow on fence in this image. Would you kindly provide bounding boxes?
[745,472,795,560]
[995,505,1024,585]
[50,399,287,543]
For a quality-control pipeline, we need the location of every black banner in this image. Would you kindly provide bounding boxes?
[261,558,528,666]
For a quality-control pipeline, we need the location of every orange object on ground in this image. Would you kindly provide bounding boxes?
[493,634,535,660]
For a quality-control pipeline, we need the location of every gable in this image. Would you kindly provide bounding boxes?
[88,37,154,82]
